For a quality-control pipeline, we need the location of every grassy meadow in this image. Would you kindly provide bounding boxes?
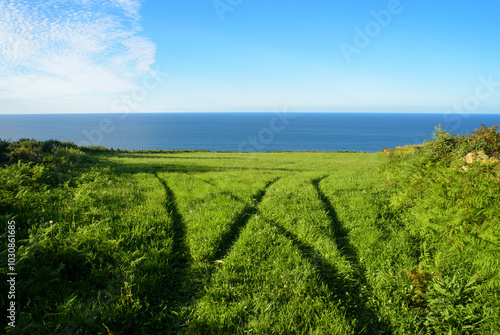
[1,128,499,334]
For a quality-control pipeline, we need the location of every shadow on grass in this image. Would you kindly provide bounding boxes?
[270,219,392,334]
[156,173,191,267]
[153,174,280,333]
[89,151,303,176]
[100,158,300,176]
[211,177,280,262]
[312,176,359,263]
[155,174,195,332]
[309,176,392,334]
[109,153,246,160]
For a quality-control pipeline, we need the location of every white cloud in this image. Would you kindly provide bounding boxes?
[0,0,155,100]
[112,0,142,19]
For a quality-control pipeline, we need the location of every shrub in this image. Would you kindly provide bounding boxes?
[383,124,500,332]
[0,139,10,164]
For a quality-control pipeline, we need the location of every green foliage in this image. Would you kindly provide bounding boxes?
[0,162,63,228]
[1,142,498,334]
[0,139,10,164]
[0,139,94,232]
[383,124,500,333]
[423,274,485,333]
[2,169,175,334]
[0,138,87,183]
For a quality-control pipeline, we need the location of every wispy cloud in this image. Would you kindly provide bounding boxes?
[0,0,156,100]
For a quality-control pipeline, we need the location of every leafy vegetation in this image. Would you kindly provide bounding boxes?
[382,125,500,333]
[1,129,499,334]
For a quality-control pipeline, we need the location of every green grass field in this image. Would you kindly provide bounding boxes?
[1,138,499,334]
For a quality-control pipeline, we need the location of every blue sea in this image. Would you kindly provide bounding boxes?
[1,112,499,153]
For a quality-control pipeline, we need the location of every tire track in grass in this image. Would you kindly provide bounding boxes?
[155,173,194,330]
[312,176,358,263]
[172,176,279,332]
[268,218,391,334]
[156,173,191,268]
[211,177,280,262]
[310,176,391,334]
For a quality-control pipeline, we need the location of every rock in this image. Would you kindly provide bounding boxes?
[465,152,475,164]
[466,151,489,164]
[477,151,488,161]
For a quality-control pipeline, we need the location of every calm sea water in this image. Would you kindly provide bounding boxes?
[1,113,499,152]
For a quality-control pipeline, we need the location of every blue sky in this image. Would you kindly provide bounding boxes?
[1,0,499,114]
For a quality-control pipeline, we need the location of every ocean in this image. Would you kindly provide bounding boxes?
[1,112,499,153]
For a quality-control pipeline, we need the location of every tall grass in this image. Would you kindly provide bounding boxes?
[1,134,499,334]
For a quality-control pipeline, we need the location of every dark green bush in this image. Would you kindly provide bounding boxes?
[0,139,10,164]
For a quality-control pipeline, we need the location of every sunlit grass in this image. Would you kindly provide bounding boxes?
[1,147,498,334]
